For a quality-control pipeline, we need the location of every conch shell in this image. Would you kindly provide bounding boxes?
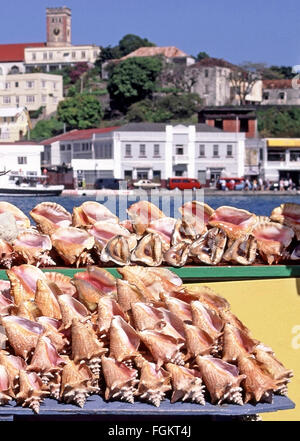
[98,296,127,335]
[0,365,12,404]
[184,323,216,357]
[222,323,258,362]
[179,201,214,236]
[30,202,72,235]
[252,222,294,264]
[51,227,95,267]
[166,363,205,405]
[164,241,190,267]
[127,200,165,236]
[57,294,90,329]
[146,217,177,251]
[138,330,184,368]
[196,355,245,405]
[16,370,49,413]
[223,236,257,265]
[45,271,76,296]
[109,316,140,362]
[189,228,227,265]
[13,229,55,267]
[7,264,47,305]
[209,206,257,240]
[0,350,27,398]
[72,201,118,227]
[35,278,62,320]
[89,221,137,253]
[36,317,68,353]
[190,301,224,340]
[0,201,30,229]
[131,233,163,266]
[165,297,192,323]
[136,357,171,407]
[116,279,149,312]
[102,356,138,403]
[271,202,300,240]
[100,235,131,266]
[0,239,15,269]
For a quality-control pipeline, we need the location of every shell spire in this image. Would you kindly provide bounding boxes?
[109,316,140,363]
[138,330,185,368]
[136,357,171,407]
[16,370,49,414]
[166,363,205,405]
[101,356,138,403]
[0,365,12,405]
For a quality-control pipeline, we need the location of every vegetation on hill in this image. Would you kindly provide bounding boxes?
[29,117,64,141]
[257,107,300,137]
[57,94,104,130]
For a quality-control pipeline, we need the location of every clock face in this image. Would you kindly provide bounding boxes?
[53,28,60,36]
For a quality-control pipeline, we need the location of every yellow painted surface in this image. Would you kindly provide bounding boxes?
[267,138,300,148]
[185,278,300,421]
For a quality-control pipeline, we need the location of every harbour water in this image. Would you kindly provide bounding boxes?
[1,193,300,218]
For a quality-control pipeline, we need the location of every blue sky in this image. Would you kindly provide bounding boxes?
[1,0,299,66]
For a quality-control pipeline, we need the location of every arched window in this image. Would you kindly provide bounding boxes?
[10,66,19,74]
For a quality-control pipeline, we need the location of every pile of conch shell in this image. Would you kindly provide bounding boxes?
[0,200,300,268]
[0,264,293,413]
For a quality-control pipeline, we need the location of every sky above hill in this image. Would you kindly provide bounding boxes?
[1,0,299,67]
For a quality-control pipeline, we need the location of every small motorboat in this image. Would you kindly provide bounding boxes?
[0,172,64,196]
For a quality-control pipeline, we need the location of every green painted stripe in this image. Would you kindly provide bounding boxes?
[1,265,300,281]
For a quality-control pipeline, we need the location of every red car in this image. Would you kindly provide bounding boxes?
[167,177,202,190]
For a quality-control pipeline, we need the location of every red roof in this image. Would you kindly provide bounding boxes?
[0,43,46,62]
[41,127,121,144]
[263,79,295,89]
[191,57,237,70]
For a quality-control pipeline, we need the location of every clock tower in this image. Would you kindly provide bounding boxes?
[46,7,71,47]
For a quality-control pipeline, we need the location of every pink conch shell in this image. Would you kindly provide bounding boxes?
[35,278,62,320]
[7,264,46,305]
[116,279,149,312]
[118,266,164,302]
[36,317,68,352]
[0,239,15,269]
[222,323,258,362]
[158,307,186,342]
[119,219,135,233]
[189,227,227,265]
[166,297,192,323]
[147,217,177,251]
[57,294,89,329]
[0,289,13,316]
[71,318,107,377]
[72,201,118,227]
[30,202,72,235]
[51,227,95,267]
[44,272,76,296]
[0,201,30,229]
[100,235,131,266]
[131,233,163,266]
[60,357,98,407]
[0,350,26,397]
[271,202,300,240]
[27,334,65,396]
[138,330,184,368]
[132,303,165,331]
[253,346,293,396]
[127,200,165,236]
[171,219,199,245]
[184,286,230,312]
[252,222,294,264]
[0,365,12,404]
[164,241,190,267]
[101,356,138,403]
[190,301,224,339]
[166,363,205,405]
[97,296,126,334]
[219,309,250,335]
[1,315,43,359]
[223,236,257,266]
[237,355,278,403]
[89,221,137,251]
[136,358,171,407]
[209,206,257,240]
[196,355,245,405]
[184,323,216,357]
[179,201,214,236]
[109,316,140,362]
[15,300,40,321]
[16,370,49,413]
[13,229,55,267]
[73,267,117,311]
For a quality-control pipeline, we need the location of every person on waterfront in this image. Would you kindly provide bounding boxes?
[244,178,250,191]
[252,179,257,191]
[265,179,270,190]
[284,178,289,190]
[288,178,294,190]
[258,177,263,191]
[279,179,284,191]
[219,178,226,191]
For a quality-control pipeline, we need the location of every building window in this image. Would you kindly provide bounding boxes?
[267,149,285,162]
[125,144,132,156]
[5,82,10,89]
[43,53,47,60]
[18,157,27,165]
[60,145,66,151]
[227,144,233,157]
[15,82,19,88]
[205,85,209,94]
[240,119,249,133]
[81,51,86,59]
[3,96,11,104]
[49,52,53,60]
[213,145,219,157]
[72,52,76,58]
[53,82,57,90]
[176,145,184,155]
[32,53,36,61]
[153,170,161,181]
[290,150,300,161]
[124,170,132,180]
[42,95,47,102]
[26,81,34,88]
[153,144,160,156]
[11,117,14,122]
[42,80,46,88]
[263,92,269,100]
[278,92,285,100]
[94,142,113,159]
[204,69,209,78]
[67,144,71,150]
[26,95,35,103]
[199,144,205,157]
[139,144,146,157]
[16,96,19,105]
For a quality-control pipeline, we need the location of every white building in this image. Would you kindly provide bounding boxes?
[41,123,245,187]
[0,141,43,176]
[0,107,31,142]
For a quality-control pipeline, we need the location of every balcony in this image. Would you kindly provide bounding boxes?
[173,155,189,164]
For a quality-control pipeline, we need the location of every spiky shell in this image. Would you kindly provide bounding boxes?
[136,358,171,407]
[30,202,72,235]
[35,278,62,319]
[13,229,55,267]
[0,239,15,269]
[109,316,140,362]
[166,363,205,405]
[16,370,49,413]
[57,294,90,329]
[102,356,138,403]
[72,201,118,228]
[208,206,257,240]
[138,330,185,368]
[131,233,163,267]
[100,235,131,266]
[189,227,227,265]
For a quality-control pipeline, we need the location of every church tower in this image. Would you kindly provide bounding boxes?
[46,7,71,47]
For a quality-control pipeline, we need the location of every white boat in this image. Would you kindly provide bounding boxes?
[0,172,64,196]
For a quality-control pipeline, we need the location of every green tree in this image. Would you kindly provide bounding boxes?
[108,56,163,112]
[57,94,104,130]
[29,117,64,141]
[257,107,300,137]
[196,51,209,61]
[118,34,156,57]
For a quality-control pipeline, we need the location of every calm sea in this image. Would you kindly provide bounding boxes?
[1,194,300,219]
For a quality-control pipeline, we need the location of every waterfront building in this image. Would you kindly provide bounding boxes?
[41,123,245,187]
[0,107,31,142]
[0,141,43,175]
[261,80,300,105]
[0,73,63,116]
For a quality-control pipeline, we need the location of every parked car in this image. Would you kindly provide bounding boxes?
[167,177,202,190]
[133,179,161,189]
[94,178,120,190]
